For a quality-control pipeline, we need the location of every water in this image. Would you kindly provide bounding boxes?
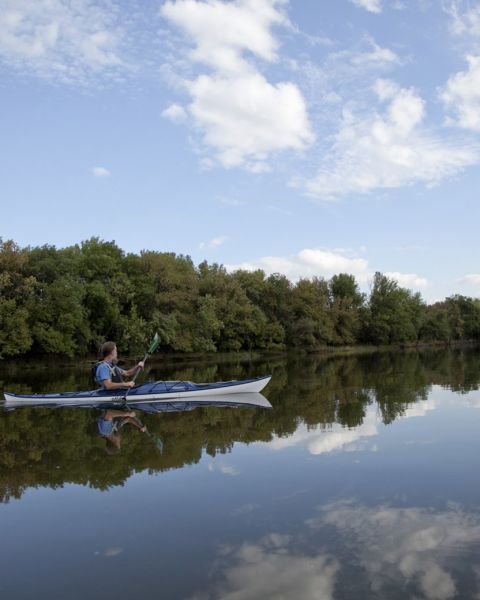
[1,348,480,599]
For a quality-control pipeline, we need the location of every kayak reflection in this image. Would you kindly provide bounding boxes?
[91,393,270,455]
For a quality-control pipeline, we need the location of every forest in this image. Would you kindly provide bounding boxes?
[1,237,480,358]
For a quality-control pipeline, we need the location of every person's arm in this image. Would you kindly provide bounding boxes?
[123,361,145,377]
[124,416,147,433]
[103,409,136,420]
[102,379,135,390]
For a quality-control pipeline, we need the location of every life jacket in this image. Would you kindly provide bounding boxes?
[91,362,124,386]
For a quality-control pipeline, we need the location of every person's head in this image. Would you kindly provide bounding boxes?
[100,341,117,362]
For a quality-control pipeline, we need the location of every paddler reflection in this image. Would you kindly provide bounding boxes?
[97,409,147,455]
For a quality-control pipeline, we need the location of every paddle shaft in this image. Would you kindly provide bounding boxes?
[132,350,150,382]
[122,334,160,401]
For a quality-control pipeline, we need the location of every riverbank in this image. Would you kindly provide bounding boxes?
[1,340,478,373]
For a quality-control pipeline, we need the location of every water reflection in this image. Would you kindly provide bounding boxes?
[267,407,379,455]
[189,500,480,600]
[308,501,480,599]
[0,348,479,504]
[96,409,148,455]
[1,348,480,599]
[188,532,339,600]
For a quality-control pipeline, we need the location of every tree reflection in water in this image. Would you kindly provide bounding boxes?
[0,347,479,503]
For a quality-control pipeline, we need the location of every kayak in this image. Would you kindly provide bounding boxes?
[3,375,272,407]
[2,391,271,411]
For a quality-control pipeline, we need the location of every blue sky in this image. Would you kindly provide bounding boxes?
[1,0,480,302]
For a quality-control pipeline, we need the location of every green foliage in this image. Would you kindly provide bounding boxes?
[0,240,479,359]
[362,272,425,345]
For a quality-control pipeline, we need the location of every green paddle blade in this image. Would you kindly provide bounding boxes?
[148,332,161,354]
[149,434,164,453]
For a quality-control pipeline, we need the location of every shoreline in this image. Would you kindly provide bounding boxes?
[1,340,478,371]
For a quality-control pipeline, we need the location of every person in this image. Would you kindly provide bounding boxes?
[94,341,145,390]
[96,409,148,455]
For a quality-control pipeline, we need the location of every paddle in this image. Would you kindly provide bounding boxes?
[122,332,161,403]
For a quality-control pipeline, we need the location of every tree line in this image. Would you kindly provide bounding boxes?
[1,237,479,358]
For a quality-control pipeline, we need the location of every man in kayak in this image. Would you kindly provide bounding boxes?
[94,341,145,390]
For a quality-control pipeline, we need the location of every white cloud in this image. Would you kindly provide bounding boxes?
[385,271,428,289]
[199,235,228,250]
[162,103,188,122]
[226,247,428,291]
[448,1,480,39]
[441,55,480,132]
[227,248,370,282]
[188,533,339,600]
[308,501,480,600]
[350,0,382,14]
[160,0,314,171]
[0,0,127,83]
[92,166,111,178]
[217,196,246,207]
[459,273,480,285]
[351,39,399,66]
[297,80,479,200]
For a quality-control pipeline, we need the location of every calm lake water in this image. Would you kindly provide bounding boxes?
[1,348,480,600]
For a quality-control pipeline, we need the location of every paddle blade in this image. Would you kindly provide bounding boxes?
[148,332,161,354]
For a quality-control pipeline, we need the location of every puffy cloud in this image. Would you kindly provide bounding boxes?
[92,166,111,178]
[350,0,382,14]
[448,1,480,39]
[161,0,289,75]
[0,0,126,83]
[187,72,313,170]
[226,248,370,282]
[459,273,480,285]
[441,55,480,132]
[297,80,479,200]
[199,235,228,250]
[160,0,314,171]
[162,103,188,122]
[226,247,428,291]
[385,271,428,289]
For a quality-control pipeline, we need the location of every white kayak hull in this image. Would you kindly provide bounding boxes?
[3,375,272,407]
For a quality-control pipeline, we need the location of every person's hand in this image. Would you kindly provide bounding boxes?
[137,361,145,370]
[141,426,147,433]
[127,410,136,417]
[126,381,135,389]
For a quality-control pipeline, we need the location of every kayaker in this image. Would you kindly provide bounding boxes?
[94,341,144,390]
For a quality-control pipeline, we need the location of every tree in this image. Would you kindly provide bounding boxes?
[363,272,424,345]
[329,274,365,345]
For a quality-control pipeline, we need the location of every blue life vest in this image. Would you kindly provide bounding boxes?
[91,362,124,385]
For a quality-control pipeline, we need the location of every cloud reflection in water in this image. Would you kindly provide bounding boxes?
[188,501,480,599]
[308,501,480,600]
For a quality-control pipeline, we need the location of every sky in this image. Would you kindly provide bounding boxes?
[1,0,480,303]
